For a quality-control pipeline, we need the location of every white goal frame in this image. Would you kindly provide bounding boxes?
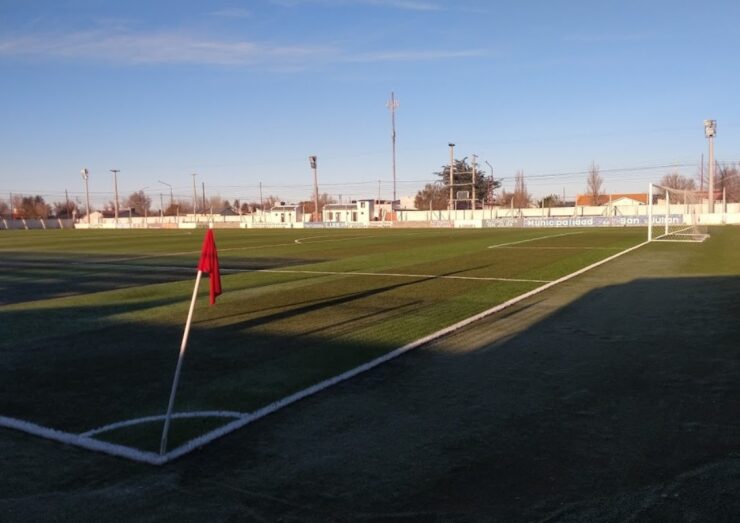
[647,183,709,243]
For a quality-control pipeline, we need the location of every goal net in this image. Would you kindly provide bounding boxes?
[648,183,709,242]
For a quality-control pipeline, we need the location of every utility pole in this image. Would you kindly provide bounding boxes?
[471,154,478,211]
[704,120,716,213]
[386,92,399,205]
[80,169,91,224]
[201,181,206,213]
[485,160,494,205]
[310,156,319,221]
[448,143,455,210]
[110,169,120,223]
[191,173,198,214]
[160,193,164,217]
[259,181,264,214]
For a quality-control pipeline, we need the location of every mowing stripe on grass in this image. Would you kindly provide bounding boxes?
[1,239,648,465]
[247,269,551,284]
[487,231,583,249]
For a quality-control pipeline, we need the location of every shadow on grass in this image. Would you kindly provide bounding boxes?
[0,274,739,522]
[0,252,326,305]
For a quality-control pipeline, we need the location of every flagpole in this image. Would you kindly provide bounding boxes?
[160,270,203,455]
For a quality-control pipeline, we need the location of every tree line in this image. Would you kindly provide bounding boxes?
[414,159,739,209]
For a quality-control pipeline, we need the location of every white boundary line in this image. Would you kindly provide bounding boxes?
[1,240,649,465]
[0,415,165,465]
[487,231,583,249]
[80,410,243,437]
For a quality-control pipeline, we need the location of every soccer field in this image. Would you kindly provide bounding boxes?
[0,227,671,458]
[2,226,739,520]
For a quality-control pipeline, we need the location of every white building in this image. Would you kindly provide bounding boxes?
[269,204,304,224]
[323,199,375,223]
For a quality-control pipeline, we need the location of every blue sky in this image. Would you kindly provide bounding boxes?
[1,0,739,208]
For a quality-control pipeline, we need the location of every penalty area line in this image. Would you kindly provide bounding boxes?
[487,231,584,249]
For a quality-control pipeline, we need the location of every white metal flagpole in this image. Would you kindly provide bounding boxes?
[160,270,203,454]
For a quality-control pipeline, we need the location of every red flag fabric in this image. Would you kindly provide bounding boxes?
[197,229,221,305]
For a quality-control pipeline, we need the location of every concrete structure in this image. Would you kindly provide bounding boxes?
[323,200,375,224]
[269,204,303,224]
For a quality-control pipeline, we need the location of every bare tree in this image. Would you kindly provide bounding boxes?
[660,172,696,191]
[303,193,336,215]
[0,199,9,217]
[716,162,740,202]
[124,191,152,215]
[52,200,78,218]
[512,170,531,208]
[586,161,604,204]
[414,183,447,210]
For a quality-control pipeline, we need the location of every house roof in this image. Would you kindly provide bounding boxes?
[324,204,357,210]
[576,193,648,206]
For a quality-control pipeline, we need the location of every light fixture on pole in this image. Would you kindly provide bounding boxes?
[704,119,716,213]
[80,168,91,224]
[158,180,174,207]
[110,169,120,223]
[448,143,455,210]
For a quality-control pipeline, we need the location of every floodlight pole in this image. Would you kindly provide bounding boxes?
[648,183,653,241]
[310,156,319,221]
[110,169,120,224]
[448,143,455,211]
[81,168,91,224]
[471,154,478,211]
[704,119,716,213]
[386,92,399,205]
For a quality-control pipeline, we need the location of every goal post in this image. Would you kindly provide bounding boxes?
[647,183,709,242]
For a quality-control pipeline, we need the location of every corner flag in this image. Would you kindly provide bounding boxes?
[197,229,221,305]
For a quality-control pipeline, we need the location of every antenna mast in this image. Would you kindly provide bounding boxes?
[386,92,399,205]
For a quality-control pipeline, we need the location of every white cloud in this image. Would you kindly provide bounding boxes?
[0,29,488,68]
[563,33,646,43]
[346,49,489,62]
[0,30,335,67]
[209,7,251,18]
[270,0,442,11]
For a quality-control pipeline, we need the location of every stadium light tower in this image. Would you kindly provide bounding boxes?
[704,119,716,213]
[110,169,120,223]
[448,143,455,210]
[80,168,91,224]
[309,156,319,221]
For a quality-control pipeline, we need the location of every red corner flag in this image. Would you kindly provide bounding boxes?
[197,229,221,305]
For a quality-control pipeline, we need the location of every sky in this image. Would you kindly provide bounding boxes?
[1,0,739,209]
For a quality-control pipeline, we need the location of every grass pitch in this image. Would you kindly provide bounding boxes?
[1,226,739,521]
[1,227,643,453]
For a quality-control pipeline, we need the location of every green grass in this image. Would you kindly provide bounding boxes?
[0,227,650,451]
